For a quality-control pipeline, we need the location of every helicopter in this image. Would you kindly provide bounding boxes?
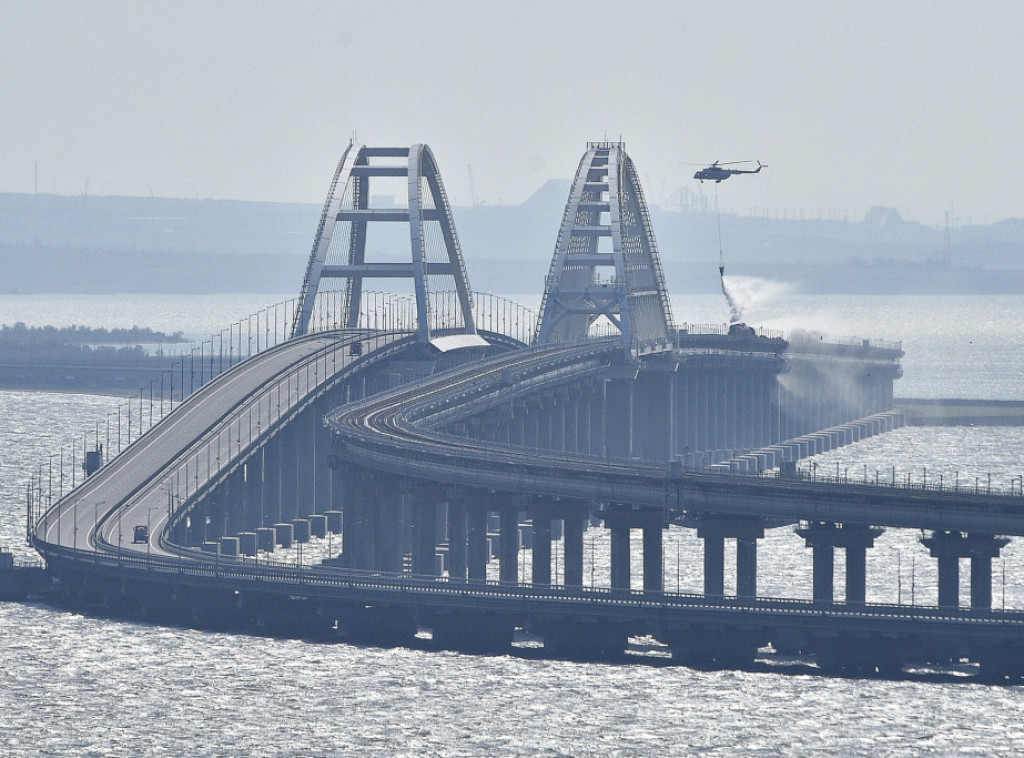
[692,160,766,183]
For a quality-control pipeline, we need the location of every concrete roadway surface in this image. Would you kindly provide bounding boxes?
[33,330,404,562]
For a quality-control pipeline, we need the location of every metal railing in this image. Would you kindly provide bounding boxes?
[38,540,1024,629]
[25,290,542,542]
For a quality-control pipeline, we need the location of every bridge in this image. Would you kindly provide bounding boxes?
[27,141,1024,680]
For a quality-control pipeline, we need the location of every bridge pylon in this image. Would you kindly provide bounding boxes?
[535,142,675,356]
[292,143,481,349]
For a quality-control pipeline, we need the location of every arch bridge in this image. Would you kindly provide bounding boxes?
[29,142,1024,679]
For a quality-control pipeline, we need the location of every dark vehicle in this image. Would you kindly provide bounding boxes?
[349,341,363,357]
[132,524,149,544]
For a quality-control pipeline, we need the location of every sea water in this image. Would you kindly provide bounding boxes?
[1,293,1024,756]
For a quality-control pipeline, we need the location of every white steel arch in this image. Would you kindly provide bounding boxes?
[535,142,674,356]
[292,143,479,347]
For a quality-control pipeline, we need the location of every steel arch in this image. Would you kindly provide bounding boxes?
[535,142,674,357]
[291,143,478,346]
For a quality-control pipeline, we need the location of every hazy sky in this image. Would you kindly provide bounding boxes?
[3,1,1024,225]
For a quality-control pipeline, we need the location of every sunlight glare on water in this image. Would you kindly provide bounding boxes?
[2,293,1024,755]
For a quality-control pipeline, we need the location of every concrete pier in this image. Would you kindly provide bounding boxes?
[531,514,552,586]
[256,527,276,552]
[273,522,293,549]
[921,530,1009,609]
[324,509,343,535]
[498,507,519,585]
[562,508,585,588]
[238,532,258,557]
[447,500,468,582]
[219,536,240,557]
[309,514,327,539]
[603,507,668,593]
[466,507,488,582]
[797,522,884,605]
[696,516,765,600]
[290,518,311,543]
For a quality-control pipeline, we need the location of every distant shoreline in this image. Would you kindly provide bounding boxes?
[894,398,1024,426]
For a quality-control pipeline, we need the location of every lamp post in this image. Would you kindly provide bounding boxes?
[49,453,58,546]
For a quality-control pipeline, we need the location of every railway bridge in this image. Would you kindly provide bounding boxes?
[28,142,1024,679]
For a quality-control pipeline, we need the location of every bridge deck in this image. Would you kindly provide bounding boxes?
[35,330,411,559]
[327,339,1024,535]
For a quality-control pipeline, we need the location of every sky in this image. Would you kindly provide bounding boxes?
[2,0,1024,226]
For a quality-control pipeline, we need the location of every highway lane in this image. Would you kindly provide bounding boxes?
[327,339,1024,535]
[27,329,1024,663]
[34,329,411,560]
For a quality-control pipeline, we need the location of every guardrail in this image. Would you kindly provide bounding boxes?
[25,291,541,543]
[39,540,1024,629]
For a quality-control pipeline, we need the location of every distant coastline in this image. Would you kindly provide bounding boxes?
[2,192,1023,296]
[0,324,188,396]
[895,398,1024,426]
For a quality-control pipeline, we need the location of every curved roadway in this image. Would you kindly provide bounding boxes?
[33,329,412,561]
[328,339,1024,536]
[26,332,1024,668]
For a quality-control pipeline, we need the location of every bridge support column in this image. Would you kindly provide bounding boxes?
[411,487,440,577]
[564,388,579,454]
[551,391,566,453]
[921,531,1009,610]
[604,507,668,594]
[588,381,605,457]
[702,533,725,598]
[509,402,526,447]
[295,410,317,517]
[636,366,674,463]
[221,467,245,535]
[244,455,263,531]
[736,536,757,600]
[342,467,373,570]
[186,509,207,546]
[313,399,334,515]
[798,522,884,605]
[499,506,519,585]
[536,395,553,451]
[643,526,663,594]
[262,437,281,526]
[531,514,551,586]
[609,526,631,591]
[811,541,834,604]
[448,499,467,582]
[696,517,765,600]
[373,478,403,573]
[603,376,634,460]
[279,423,299,522]
[562,506,586,588]
[467,507,488,582]
[523,400,539,449]
[207,500,226,541]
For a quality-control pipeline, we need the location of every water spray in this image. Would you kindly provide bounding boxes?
[715,183,743,324]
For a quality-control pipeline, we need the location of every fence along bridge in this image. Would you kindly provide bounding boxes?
[29,142,1024,679]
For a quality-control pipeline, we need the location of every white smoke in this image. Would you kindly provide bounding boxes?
[719,274,793,325]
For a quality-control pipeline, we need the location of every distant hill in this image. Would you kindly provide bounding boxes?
[2,191,1022,296]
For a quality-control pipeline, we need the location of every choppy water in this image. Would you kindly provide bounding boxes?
[2,293,1024,756]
